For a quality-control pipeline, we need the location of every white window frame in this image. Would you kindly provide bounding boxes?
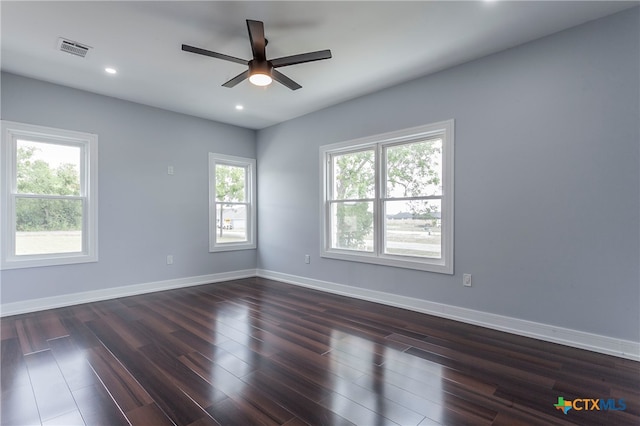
[208,153,256,252]
[1,121,98,269]
[320,120,454,274]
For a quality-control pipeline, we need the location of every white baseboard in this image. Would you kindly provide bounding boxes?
[0,269,256,317]
[256,269,640,361]
[3,268,637,361]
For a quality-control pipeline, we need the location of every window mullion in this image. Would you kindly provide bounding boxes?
[328,153,335,201]
[82,197,88,253]
[327,197,373,204]
[382,195,443,202]
[14,194,85,200]
[80,144,87,197]
[329,153,335,249]
[215,201,249,206]
[375,143,383,257]
[7,194,17,258]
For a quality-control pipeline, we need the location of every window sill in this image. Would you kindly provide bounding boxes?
[321,250,453,274]
[1,253,98,270]
[209,243,256,253]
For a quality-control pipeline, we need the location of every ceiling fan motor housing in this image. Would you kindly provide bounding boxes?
[249,59,272,76]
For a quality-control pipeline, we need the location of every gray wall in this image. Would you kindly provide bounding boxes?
[256,9,640,341]
[1,73,256,303]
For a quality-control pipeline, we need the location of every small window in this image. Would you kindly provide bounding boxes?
[209,153,256,251]
[321,120,454,274]
[1,121,98,269]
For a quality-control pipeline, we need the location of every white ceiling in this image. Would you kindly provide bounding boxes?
[1,1,636,130]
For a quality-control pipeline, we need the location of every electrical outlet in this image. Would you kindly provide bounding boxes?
[167,255,173,265]
[304,254,310,264]
[168,166,174,175]
[463,274,472,287]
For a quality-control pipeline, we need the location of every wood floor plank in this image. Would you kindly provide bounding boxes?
[319,392,401,426]
[281,417,312,426]
[48,336,98,391]
[23,350,79,423]
[380,348,498,396]
[394,334,557,388]
[327,379,427,425]
[130,319,197,358]
[230,314,332,355]
[201,343,255,378]
[87,319,209,425]
[1,338,32,390]
[178,351,252,397]
[179,351,298,424]
[126,402,178,426]
[206,397,279,426]
[15,314,67,354]
[1,339,41,425]
[41,409,85,426]
[141,298,227,346]
[57,315,103,349]
[225,393,296,426]
[138,343,228,409]
[330,331,411,359]
[1,277,637,426]
[1,383,41,425]
[611,385,640,416]
[258,359,332,402]
[353,372,460,425]
[215,333,279,359]
[91,313,151,349]
[85,345,154,412]
[245,369,356,426]
[492,410,566,426]
[72,383,130,426]
[1,317,17,340]
[130,304,183,334]
[272,344,365,382]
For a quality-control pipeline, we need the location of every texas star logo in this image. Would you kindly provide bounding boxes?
[554,397,573,414]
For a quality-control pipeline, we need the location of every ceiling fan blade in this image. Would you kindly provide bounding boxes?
[182,44,247,65]
[246,20,266,61]
[222,70,250,88]
[272,69,302,90]
[270,50,332,68]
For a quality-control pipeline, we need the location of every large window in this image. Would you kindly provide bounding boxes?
[321,120,454,274]
[1,121,98,269]
[209,153,256,252]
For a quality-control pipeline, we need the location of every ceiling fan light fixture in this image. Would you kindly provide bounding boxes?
[248,60,273,86]
[249,72,272,86]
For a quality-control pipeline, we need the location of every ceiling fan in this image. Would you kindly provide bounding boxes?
[182,19,332,91]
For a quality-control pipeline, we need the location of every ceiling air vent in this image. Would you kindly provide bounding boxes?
[57,38,91,58]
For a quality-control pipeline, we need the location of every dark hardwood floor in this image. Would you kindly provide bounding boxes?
[1,277,638,425]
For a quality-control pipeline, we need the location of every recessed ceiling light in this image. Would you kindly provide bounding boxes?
[235,105,244,111]
[105,67,117,74]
